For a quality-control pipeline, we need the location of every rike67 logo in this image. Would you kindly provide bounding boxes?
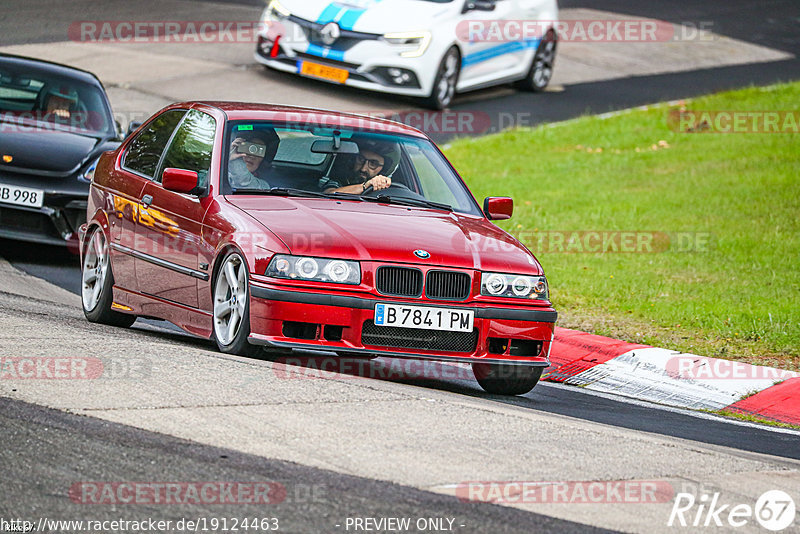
[668,490,796,531]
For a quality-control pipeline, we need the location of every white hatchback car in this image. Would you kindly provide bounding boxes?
[255,0,559,109]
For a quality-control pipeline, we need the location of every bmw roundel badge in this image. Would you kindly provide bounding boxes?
[414,250,431,259]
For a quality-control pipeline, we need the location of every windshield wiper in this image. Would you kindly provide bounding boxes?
[229,188,453,211]
[231,187,330,198]
[368,195,453,212]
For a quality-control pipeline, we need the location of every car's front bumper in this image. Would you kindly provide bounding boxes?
[0,196,86,247]
[0,167,88,246]
[254,27,435,98]
[248,283,556,366]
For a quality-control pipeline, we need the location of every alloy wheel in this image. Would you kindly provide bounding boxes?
[213,254,248,346]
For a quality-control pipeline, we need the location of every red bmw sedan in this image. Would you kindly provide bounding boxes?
[80,102,557,395]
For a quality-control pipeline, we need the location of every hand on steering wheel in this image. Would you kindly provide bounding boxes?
[362,178,412,196]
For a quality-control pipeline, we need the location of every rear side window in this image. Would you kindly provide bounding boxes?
[159,109,216,184]
[123,109,185,178]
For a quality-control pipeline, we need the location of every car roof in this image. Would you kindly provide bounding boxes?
[190,101,428,139]
[0,53,105,88]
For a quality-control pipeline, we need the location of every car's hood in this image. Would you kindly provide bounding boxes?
[227,196,543,274]
[0,129,101,177]
[283,0,454,34]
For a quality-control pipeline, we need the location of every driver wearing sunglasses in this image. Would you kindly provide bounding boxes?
[321,140,397,194]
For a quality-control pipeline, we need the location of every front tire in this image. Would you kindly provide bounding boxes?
[515,29,557,92]
[212,251,260,357]
[472,363,543,396]
[81,226,136,328]
[421,47,461,110]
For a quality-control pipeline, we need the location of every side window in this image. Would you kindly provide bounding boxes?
[158,109,216,187]
[123,109,185,178]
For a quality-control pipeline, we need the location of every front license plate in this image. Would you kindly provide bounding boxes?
[0,183,44,208]
[298,61,349,83]
[374,303,474,333]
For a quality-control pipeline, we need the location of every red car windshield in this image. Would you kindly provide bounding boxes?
[224,122,482,216]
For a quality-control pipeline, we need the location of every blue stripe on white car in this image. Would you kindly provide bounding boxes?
[462,39,541,67]
[304,1,381,62]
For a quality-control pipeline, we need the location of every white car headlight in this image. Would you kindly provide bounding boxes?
[481,273,548,300]
[263,0,290,22]
[383,31,432,58]
[267,255,360,285]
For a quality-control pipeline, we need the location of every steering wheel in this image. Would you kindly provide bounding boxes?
[362,182,421,199]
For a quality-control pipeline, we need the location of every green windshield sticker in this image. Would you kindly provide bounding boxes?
[238,125,254,131]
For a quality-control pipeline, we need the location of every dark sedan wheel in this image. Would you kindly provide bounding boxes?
[472,363,543,396]
[515,29,557,92]
[81,227,136,327]
[213,251,260,357]
[422,47,461,110]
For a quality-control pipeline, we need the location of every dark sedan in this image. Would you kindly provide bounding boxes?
[0,53,119,247]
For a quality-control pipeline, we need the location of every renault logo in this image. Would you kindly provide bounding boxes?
[414,250,430,259]
[319,22,341,46]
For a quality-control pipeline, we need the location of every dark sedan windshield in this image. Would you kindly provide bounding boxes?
[0,64,114,136]
[224,121,482,216]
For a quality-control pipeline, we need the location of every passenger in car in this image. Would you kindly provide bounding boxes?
[228,129,280,190]
[320,139,400,194]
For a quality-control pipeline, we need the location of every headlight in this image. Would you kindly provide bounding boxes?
[382,31,432,58]
[481,273,548,300]
[263,0,290,22]
[267,255,360,285]
[79,157,100,183]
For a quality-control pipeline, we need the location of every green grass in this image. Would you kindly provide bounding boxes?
[444,82,800,367]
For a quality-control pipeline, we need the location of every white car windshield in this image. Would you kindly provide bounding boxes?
[224,122,482,216]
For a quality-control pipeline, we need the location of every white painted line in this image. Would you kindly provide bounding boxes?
[538,381,800,436]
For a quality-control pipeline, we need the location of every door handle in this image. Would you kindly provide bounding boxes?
[142,194,153,208]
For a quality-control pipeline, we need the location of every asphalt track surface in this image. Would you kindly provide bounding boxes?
[1,397,612,533]
[1,1,800,530]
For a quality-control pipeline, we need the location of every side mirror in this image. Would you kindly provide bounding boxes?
[162,168,199,194]
[463,0,496,13]
[483,196,513,220]
[126,121,143,138]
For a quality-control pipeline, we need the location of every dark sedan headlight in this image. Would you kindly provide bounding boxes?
[79,156,100,183]
[481,273,549,300]
[267,255,360,284]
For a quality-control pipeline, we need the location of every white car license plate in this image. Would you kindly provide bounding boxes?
[0,183,44,208]
[374,303,474,332]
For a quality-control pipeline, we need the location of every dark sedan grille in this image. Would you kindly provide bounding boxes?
[361,321,478,353]
[376,266,423,297]
[426,270,471,301]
